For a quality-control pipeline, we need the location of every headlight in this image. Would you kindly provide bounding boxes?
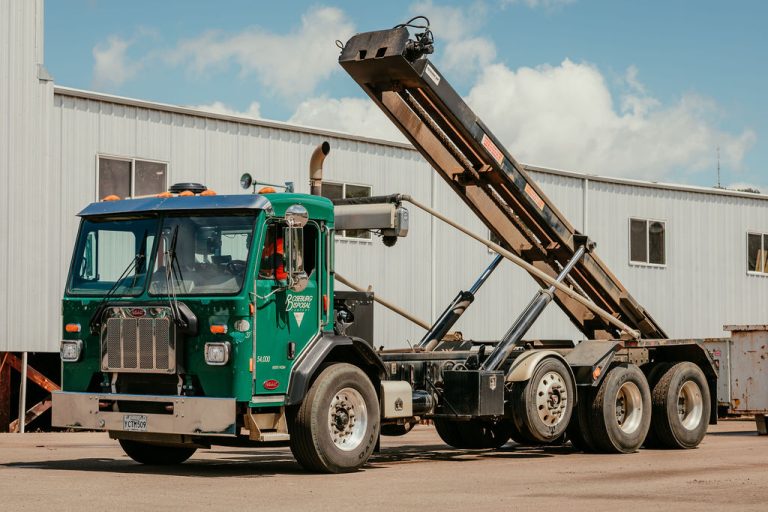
[204,342,231,366]
[60,340,83,362]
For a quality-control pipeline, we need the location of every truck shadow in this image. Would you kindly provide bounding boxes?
[0,443,575,477]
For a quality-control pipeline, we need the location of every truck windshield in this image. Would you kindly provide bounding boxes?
[148,215,256,296]
[67,218,159,296]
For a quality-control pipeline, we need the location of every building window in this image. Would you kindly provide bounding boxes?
[321,182,372,240]
[97,156,168,199]
[747,232,768,274]
[629,218,666,266]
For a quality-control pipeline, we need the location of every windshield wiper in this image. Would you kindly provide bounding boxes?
[164,225,188,329]
[88,237,147,335]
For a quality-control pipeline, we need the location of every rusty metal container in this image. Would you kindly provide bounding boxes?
[705,326,768,415]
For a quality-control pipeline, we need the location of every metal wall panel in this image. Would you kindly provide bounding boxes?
[43,88,768,351]
[0,0,55,353]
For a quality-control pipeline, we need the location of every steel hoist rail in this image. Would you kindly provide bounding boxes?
[339,27,666,340]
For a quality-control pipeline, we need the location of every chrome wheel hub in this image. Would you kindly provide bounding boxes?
[678,380,703,430]
[535,371,569,427]
[328,387,368,451]
[615,381,643,434]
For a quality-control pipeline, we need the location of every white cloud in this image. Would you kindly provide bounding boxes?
[409,1,496,75]
[464,60,755,181]
[289,97,406,143]
[92,36,142,88]
[167,7,354,99]
[187,100,261,119]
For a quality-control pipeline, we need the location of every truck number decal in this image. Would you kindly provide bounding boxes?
[257,355,271,363]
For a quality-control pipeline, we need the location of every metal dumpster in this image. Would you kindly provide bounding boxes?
[705,325,768,434]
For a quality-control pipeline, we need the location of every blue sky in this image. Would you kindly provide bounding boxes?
[45,0,767,189]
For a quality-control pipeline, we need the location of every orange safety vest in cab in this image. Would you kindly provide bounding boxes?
[261,237,287,281]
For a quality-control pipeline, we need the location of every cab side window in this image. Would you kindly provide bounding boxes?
[258,223,317,280]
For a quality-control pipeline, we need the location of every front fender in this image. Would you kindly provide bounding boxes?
[285,333,385,406]
[506,350,575,384]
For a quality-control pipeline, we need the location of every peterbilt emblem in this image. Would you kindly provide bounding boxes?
[130,308,146,318]
[394,398,404,411]
[489,375,497,391]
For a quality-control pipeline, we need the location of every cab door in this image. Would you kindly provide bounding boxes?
[253,221,320,397]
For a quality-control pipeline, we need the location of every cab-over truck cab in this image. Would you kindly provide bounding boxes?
[53,187,396,473]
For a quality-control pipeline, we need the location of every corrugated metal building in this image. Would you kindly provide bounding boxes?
[3,0,768,355]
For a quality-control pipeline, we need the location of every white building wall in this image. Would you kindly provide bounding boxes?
[33,87,768,352]
[0,0,54,353]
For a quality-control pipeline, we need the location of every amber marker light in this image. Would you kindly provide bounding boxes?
[102,194,121,201]
[200,189,217,196]
[592,366,602,380]
[179,190,195,196]
[210,324,228,334]
[65,323,81,333]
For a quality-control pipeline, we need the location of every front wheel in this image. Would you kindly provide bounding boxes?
[118,439,196,465]
[287,363,380,473]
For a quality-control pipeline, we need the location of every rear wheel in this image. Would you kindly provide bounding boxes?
[118,440,196,465]
[511,358,575,443]
[589,364,651,453]
[649,362,710,449]
[642,362,673,448]
[287,363,380,473]
[433,419,511,449]
[566,386,596,452]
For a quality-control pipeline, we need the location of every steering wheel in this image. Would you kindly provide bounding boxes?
[226,260,247,276]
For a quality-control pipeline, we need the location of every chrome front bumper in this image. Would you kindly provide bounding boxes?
[52,391,237,436]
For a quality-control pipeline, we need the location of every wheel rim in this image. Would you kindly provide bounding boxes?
[678,380,704,430]
[614,381,643,434]
[535,371,569,427]
[328,387,368,451]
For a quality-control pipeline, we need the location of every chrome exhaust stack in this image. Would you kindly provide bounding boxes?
[309,141,330,196]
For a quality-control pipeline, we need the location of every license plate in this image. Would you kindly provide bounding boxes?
[123,414,148,432]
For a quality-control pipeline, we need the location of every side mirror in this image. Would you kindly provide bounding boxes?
[284,204,309,292]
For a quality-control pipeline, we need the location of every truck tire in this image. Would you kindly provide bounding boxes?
[433,419,511,449]
[589,364,651,453]
[506,416,538,445]
[649,362,710,449]
[287,363,380,473]
[566,386,596,452]
[118,440,196,465]
[511,357,574,443]
[641,362,673,448]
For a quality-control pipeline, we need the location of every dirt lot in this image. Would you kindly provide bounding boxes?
[0,420,765,511]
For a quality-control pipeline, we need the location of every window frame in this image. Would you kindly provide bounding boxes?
[628,217,667,268]
[95,154,169,200]
[746,231,768,277]
[322,180,373,243]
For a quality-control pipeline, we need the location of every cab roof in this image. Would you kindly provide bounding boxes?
[78,194,273,218]
[77,193,335,225]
